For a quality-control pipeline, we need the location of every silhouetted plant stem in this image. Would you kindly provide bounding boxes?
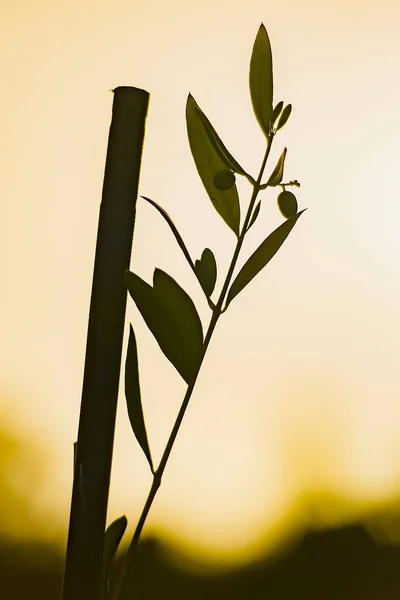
[112,136,274,600]
[62,86,149,600]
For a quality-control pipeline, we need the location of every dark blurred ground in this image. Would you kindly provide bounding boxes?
[2,519,400,599]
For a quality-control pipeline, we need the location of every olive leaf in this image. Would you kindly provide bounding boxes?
[276,104,292,131]
[265,148,287,187]
[271,101,283,125]
[125,324,154,472]
[225,209,306,308]
[195,248,217,297]
[140,196,215,305]
[186,94,241,236]
[100,515,127,600]
[126,269,203,384]
[141,196,196,271]
[153,269,203,366]
[249,23,274,137]
[194,103,248,176]
[246,200,261,231]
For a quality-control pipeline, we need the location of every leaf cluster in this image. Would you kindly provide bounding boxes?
[124,20,305,478]
[106,24,306,597]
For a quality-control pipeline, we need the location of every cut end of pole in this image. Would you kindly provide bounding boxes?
[111,85,149,96]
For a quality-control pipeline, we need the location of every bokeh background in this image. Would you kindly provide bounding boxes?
[2,0,400,596]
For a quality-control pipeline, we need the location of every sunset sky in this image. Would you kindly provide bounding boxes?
[2,0,400,568]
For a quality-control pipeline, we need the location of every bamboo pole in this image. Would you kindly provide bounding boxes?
[62,86,149,600]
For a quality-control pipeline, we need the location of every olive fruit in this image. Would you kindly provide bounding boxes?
[277,190,298,218]
[213,169,236,191]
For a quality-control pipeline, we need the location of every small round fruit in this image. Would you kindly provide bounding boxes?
[277,190,298,218]
[213,169,236,191]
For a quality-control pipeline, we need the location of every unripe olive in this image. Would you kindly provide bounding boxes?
[277,190,298,218]
[213,169,236,191]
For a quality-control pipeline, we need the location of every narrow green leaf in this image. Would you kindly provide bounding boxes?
[153,269,204,382]
[126,270,203,384]
[247,200,261,231]
[100,515,127,600]
[266,148,287,187]
[194,104,248,176]
[249,23,274,137]
[225,209,306,308]
[125,271,184,379]
[195,248,217,297]
[125,324,154,472]
[276,104,292,131]
[186,94,241,236]
[272,101,284,125]
[140,196,214,302]
[141,196,196,271]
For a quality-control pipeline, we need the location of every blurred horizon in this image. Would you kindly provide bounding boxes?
[2,0,400,570]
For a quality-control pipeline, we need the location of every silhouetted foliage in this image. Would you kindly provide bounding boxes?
[3,519,400,599]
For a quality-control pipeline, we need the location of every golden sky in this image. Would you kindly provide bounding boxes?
[2,0,400,567]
